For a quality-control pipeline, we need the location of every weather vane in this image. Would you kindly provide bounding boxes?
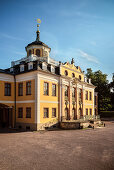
[37,19,41,31]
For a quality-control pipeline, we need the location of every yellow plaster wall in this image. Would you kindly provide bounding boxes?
[16,103,35,123]
[16,79,35,101]
[40,79,59,123]
[40,103,58,123]
[84,105,94,115]
[0,80,14,101]
[84,90,94,104]
[40,79,59,101]
[61,63,84,81]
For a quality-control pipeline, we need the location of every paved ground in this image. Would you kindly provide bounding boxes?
[0,121,114,170]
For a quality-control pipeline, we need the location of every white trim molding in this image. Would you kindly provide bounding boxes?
[0,101,14,104]
[40,100,59,104]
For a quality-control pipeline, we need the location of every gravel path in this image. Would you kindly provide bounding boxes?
[0,121,114,170]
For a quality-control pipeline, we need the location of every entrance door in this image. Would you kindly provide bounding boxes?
[0,108,12,128]
[0,109,3,127]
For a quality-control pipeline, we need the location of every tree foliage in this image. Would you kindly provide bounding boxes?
[86,68,112,112]
[109,73,114,110]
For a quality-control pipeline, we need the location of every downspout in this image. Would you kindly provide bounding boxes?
[14,75,16,128]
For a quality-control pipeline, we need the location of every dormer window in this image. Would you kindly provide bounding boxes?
[10,67,13,72]
[42,62,47,70]
[20,65,24,72]
[51,65,55,73]
[36,49,40,57]
[28,62,33,70]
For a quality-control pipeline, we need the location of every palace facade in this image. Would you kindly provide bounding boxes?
[0,25,98,130]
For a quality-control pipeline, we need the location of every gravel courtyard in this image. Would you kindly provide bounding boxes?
[0,122,114,170]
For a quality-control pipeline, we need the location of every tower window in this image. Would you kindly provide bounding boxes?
[36,49,40,57]
[29,50,31,55]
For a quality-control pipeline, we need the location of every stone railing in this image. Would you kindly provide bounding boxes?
[62,115,100,122]
[39,118,59,130]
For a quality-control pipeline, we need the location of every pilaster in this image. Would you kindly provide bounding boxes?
[69,82,72,119]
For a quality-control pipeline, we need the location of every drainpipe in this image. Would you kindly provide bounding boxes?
[14,75,16,128]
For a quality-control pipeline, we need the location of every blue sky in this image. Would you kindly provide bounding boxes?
[0,0,114,81]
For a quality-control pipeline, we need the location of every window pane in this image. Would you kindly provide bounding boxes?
[26,81,31,95]
[52,108,56,117]
[52,84,56,96]
[5,83,11,96]
[18,83,23,96]
[44,108,49,118]
[26,107,31,118]
[44,82,49,95]
[18,108,23,118]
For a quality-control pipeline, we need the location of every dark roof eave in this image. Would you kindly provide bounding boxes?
[25,41,51,51]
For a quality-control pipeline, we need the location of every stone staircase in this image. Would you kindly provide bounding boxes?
[39,118,59,130]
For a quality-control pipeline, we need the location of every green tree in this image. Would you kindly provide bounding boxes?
[109,73,114,110]
[86,69,111,113]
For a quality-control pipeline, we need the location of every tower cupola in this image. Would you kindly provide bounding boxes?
[25,19,51,58]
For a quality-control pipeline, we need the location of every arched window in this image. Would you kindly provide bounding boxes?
[79,75,81,80]
[72,87,75,97]
[29,50,31,56]
[64,70,68,76]
[36,49,40,57]
[72,108,75,119]
[65,86,68,97]
[72,73,75,78]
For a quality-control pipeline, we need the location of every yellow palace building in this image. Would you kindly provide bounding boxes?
[0,23,98,130]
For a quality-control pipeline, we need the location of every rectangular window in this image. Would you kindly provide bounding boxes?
[5,83,11,96]
[26,107,31,118]
[90,108,92,115]
[52,108,56,117]
[65,86,68,97]
[52,84,56,96]
[44,108,49,118]
[18,83,23,96]
[18,108,23,118]
[86,108,88,115]
[89,92,92,100]
[85,91,88,100]
[26,81,31,95]
[44,82,49,95]
[72,88,75,97]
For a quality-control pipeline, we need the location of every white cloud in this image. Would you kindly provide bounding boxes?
[60,10,103,19]
[0,33,24,41]
[77,49,99,64]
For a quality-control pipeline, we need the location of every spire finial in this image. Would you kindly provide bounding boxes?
[36,19,41,42]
